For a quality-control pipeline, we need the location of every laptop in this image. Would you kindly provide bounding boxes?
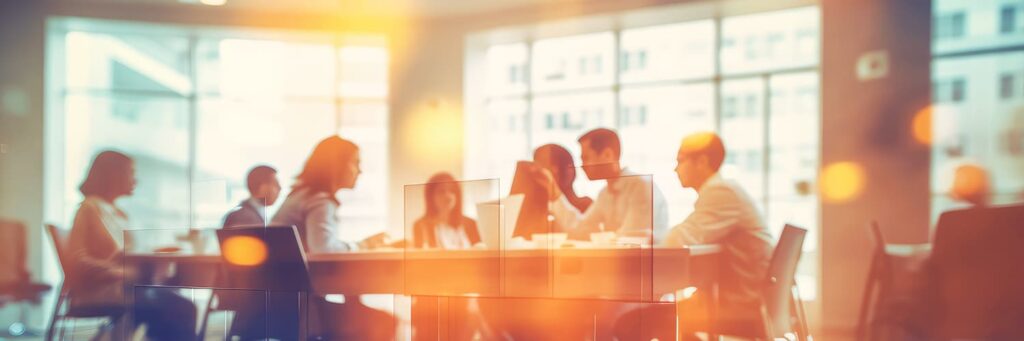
[475,194,524,250]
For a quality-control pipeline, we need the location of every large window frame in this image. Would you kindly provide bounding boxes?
[43,16,390,280]
[464,4,821,299]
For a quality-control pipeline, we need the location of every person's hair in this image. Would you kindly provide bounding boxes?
[533,144,576,186]
[680,132,726,172]
[246,165,277,194]
[578,128,621,160]
[294,136,359,201]
[423,172,463,227]
[79,150,133,198]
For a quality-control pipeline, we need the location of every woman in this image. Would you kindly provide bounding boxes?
[272,136,384,252]
[270,136,394,340]
[67,151,196,341]
[412,173,482,249]
[533,144,593,212]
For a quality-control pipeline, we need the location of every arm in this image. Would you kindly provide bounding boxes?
[303,199,351,253]
[662,186,744,247]
[68,203,122,280]
[550,191,606,237]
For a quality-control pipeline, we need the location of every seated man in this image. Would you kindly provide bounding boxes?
[616,132,774,340]
[223,165,280,228]
[543,128,669,242]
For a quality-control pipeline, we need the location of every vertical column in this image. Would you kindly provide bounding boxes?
[820,0,931,335]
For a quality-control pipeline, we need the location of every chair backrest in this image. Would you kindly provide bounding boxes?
[762,224,807,337]
[928,204,1024,338]
[215,226,312,293]
[0,220,28,284]
[45,224,72,276]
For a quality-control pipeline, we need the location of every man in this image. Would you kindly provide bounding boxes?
[543,128,669,242]
[222,165,280,228]
[615,132,773,340]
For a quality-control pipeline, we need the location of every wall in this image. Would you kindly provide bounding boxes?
[820,0,932,335]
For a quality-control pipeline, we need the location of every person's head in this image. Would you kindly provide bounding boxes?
[675,132,726,189]
[79,150,136,202]
[296,136,361,196]
[246,165,281,206]
[533,144,578,192]
[423,172,463,227]
[577,128,622,180]
[950,163,991,206]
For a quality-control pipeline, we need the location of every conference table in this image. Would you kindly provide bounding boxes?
[125,244,723,339]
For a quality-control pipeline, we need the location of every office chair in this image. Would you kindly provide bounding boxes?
[44,224,126,341]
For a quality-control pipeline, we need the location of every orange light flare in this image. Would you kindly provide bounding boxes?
[950,164,990,203]
[912,106,933,146]
[820,162,867,204]
[222,236,268,266]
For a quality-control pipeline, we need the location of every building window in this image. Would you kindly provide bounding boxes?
[936,12,967,40]
[1000,74,1016,99]
[1001,6,1017,34]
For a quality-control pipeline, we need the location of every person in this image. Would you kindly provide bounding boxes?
[270,136,394,340]
[272,136,386,252]
[616,132,774,340]
[948,163,991,207]
[533,144,593,212]
[222,165,281,228]
[541,128,669,242]
[412,172,482,249]
[67,151,196,341]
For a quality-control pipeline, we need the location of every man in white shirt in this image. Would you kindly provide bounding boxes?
[544,128,669,243]
[663,132,773,308]
[615,132,774,340]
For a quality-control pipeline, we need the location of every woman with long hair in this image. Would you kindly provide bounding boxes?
[270,136,394,340]
[272,135,368,252]
[412,172,481,249]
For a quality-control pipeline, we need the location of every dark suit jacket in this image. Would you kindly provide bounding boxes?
[915,204,1024,339]
[222,200,266,228]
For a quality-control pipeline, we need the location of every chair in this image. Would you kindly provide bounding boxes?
[0,219,51,337]
[915,204,1024,339]
[44,224,126,341]
[756,224,811,341]
[213,226,315,341]
[856,221,931,341]
[615,225,811,341]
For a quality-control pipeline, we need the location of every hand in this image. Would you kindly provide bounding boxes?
[532,167,562,202]
[358,232,391,250]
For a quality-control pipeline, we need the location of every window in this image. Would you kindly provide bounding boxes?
[931,0,1024,222]
[935,12,967,40]
[50,19,390,240]
[934,78,967,103]
[467,6,821,299]
[1000,74,1016,99]
[1001,5,1018,34]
